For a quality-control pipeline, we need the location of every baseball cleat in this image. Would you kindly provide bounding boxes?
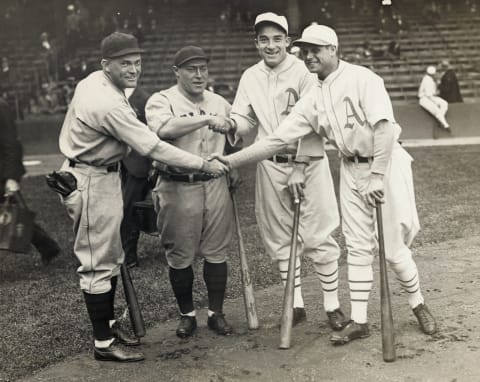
[326,308,348,331]
[94,340,144,362]
[329,320,370,345]
[207,312,233,335]
[176,316,197,338]
[111,322,140,346]
[292,307,307,326]
[412,303,437,335]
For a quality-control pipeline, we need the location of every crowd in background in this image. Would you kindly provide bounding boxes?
[0,0,477,119]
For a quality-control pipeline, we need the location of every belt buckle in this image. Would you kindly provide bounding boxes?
[287,154,293,164]
[272,155,277,163]
[188,174,194,183]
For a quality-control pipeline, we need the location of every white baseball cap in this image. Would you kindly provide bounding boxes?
[254,12,288,34]
[293,24,338,47]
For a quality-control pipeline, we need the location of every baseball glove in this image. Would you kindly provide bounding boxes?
[45,171,77,197]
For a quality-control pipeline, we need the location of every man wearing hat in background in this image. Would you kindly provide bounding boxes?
[145,45,237,338]
[217,12,346,331]
[211,23,437,345]
[418,65,451,130]
[58,33,227,362]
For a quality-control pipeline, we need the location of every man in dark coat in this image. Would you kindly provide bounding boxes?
[121,86,153,268]
[439,60,463,103]
[0,98,60,264]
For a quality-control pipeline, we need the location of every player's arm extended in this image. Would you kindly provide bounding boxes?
[371,119,396,175]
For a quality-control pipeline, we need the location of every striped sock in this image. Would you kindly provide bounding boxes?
[313,261,339,312]
[390,258,424,308]
[348,264,373,324]
[278,258,304,308]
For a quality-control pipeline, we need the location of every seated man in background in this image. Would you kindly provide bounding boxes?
[418,65,450,130]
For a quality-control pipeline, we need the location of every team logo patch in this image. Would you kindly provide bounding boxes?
[281,88,299,116]
[343,96,366,129]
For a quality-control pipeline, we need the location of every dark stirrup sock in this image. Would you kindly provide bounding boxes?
[203,261,227,313]
[169,266,195,314]
[108,276,118,321]
[83,291,113,340]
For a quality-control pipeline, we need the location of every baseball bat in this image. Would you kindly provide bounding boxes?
[376,201,396,362]
[231,190,259,330]
[121,263,146,338]
[279,196,301,349]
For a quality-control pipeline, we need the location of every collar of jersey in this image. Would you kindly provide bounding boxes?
[259,53,296,75]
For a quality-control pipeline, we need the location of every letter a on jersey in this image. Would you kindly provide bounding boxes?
[343,96,366,129]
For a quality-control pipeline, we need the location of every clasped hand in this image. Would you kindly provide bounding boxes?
[201,153,231,177]
[208,116,234,135]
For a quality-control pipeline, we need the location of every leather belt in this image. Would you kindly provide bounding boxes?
[161,172,217,183]
[345,156,372,163]
[267,154,297,164]
[68,159,120,172]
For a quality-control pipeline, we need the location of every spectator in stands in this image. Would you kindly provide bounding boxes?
[386,39,401,59]
[418,66,450,130]
[77,58,92,80]
[59,61,76,82]
[40,32,57,80]
[65,4,81,59]
[438,60,463,103]
[1,57,13,92]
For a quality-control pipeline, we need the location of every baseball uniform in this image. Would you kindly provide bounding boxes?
[59,71,205,295]
[418,72,449,128]
[229,52,343,316]
[145,85,234,269]
[226,59,430,325]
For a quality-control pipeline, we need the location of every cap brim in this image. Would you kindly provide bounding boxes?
[293,37,333,46]
[106,48,145,58]
[176,55,210,67]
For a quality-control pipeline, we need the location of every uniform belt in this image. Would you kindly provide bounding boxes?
[161,172,218,183]
[345,156,372,163]
[267,154,297,164]
[68,159,120,172]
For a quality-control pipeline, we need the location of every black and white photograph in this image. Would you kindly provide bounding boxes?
[1,0,479,381]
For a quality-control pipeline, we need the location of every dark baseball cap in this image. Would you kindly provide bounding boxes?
[101,32,145,59]
[174,46,209,67]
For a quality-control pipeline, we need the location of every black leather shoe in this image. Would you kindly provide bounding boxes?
[326,308,347,331]
[111,322,140,346]
[330,320,370,345]
[94,341,144,362]
[176,316,197,338]
[413,303,437,335]
[293,307,307,327]
[207,313,233,335]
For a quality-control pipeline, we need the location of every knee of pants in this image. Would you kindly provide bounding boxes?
[166,251,194,269]
[385,247,413,265]
[79,270,118,295]
[304,243,340,264]
[347,251,374,266]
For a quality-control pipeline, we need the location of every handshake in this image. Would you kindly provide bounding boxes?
[207,116,236,135]
[201,153,231,177]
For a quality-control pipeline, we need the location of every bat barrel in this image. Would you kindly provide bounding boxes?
[376,202,396,362]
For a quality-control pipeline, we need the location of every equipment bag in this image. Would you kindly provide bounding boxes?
[0,192,35,253]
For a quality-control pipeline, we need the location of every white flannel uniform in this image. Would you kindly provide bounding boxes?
[230,54,340,263]
[228,60,420,266]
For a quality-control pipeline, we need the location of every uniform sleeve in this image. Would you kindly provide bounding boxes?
[228,97,318,168]
[360,72,395,128]
[144,92,174,135]
[229,73,258,146]
[103,104,204,170]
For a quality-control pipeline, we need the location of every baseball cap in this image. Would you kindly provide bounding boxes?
[101,32,144,59]
[293,24,339,47]
[174,46,209,67]
[254,12,288,35]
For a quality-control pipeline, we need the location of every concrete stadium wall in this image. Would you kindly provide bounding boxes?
[394,102,480,140]
[16,102,480,156]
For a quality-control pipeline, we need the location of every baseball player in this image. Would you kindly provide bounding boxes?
[219,12,346,330]
[58,33,227,362]
[418,65,450,130]
[145,46,237,339]
[212,24,437,344]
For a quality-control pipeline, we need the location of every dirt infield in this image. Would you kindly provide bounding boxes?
[19,234,480,382]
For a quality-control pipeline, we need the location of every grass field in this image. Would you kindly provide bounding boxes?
[1,144,480,382]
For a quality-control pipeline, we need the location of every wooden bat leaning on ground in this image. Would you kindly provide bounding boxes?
[231,189,259,330]
[376,201,396,362]
[121,263,146,338]
[279,196,301,349]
